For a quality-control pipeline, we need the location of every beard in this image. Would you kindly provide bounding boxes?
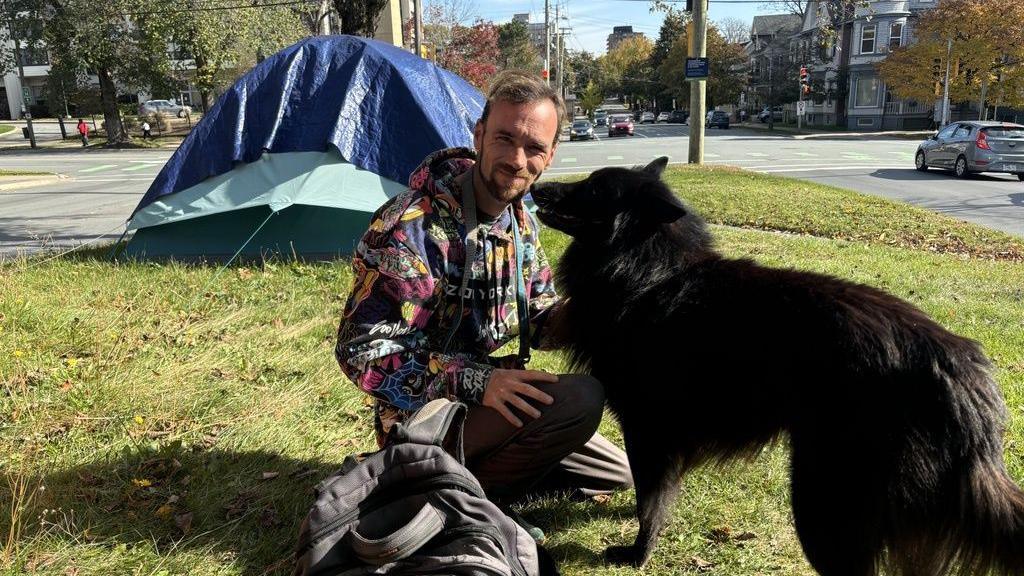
[477,144,535,205]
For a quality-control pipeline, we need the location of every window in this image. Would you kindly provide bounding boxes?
[953,125,973,139]
[857,118,874,126]
[889,22,904,50]
[937,124,958,139]
[860,24,876,54]
[855,76,880,107]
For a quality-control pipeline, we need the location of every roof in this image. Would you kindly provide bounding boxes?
[750,14,801,38]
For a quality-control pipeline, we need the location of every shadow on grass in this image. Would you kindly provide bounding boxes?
[20,445,343,575]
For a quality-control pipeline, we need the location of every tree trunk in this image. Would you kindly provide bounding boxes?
[97,66,129,145]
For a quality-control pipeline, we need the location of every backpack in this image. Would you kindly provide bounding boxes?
[294,398,557,576]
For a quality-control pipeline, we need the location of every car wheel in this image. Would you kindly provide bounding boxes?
[915,151,929,172]
[954,156,971,178]
[177,110,185,118]
[1018,173,1024,181]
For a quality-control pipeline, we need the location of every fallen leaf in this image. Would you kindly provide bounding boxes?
[690,555,714,570]
[733,531,757,541]
[591,494,612,505]
[131,478,153,488]
[174,511,193,534]
[60,380,74,392]
[708,525,732,543]
[272,318,284,329]
[155,504,175,519]
[261,471,280,480]
[237,268,253,280]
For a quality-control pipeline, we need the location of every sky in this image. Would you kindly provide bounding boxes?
[423,0,789,56]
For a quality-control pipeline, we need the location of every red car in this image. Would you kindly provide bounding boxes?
[608,114,634,137]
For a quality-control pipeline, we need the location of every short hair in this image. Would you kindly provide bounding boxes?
[479,70,565,145]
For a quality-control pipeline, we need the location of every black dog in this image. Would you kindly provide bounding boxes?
[531,157,1024,575]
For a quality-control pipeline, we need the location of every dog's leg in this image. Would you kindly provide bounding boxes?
[605,434,685,567]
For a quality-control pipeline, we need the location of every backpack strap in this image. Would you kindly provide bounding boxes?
[388,398,467,464]
[349,502,445,566]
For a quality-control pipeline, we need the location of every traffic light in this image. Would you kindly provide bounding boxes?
[932,57,942,96]
[799,66,810,95]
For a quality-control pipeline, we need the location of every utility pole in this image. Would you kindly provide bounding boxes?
[941,36,952,126]
[413,0,422,57]
[687,0,707,164]
[7,11,37,148]
[544,0,550,85]
[559,27,571,100]
[554,3,560,91]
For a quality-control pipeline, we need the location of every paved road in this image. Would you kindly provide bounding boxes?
[2,125,1022,257]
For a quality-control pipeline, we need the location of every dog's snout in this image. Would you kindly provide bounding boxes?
[530,183,556,207]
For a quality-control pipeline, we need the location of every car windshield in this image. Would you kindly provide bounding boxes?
[983,126,1024,138]
[613,115,630,122]
[572,121,590,128]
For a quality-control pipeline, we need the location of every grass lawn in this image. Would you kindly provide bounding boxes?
[0,124,15,136]
[2,165,1023,575]
[0,169,52,177]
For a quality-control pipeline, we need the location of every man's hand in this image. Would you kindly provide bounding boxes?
[482,369,559,427]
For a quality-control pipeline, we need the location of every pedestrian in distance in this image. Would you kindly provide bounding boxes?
[77,118,89,147]
[335,70,632,540]
[141,120,151,140]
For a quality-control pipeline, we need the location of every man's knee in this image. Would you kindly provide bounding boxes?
[546,373,605,438]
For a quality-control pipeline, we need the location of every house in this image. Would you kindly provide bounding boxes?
[844,0,937,130]
[743,14,802,117]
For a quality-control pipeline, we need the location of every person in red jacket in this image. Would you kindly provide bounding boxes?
[77,119,89,147]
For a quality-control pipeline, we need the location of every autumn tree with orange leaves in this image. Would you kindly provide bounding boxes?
[879,0,1024,116]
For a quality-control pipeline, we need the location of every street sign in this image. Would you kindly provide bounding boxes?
[685,57,709,81]
[797,101,807,116]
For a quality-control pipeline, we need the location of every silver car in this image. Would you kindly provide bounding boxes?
[915,121,1024,180]
[139,99,193,118]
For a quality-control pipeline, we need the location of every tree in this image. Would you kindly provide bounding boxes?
[648,11,686,110]
[879,0,1024,114]
[423,0,477,64]
[332,0,388,36]
[437,20,499,90]
[497,20,540,72]
[156,0,305,112]
[566,50,597,96]
[579,80,603,118]
[657,26,747,110]
[715,17,749,44]
[34,0,161,144]
[599,35,653,99]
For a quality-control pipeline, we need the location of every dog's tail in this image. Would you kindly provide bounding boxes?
[956,460,1024,576]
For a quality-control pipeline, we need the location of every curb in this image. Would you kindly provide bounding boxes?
[0,174,67,192]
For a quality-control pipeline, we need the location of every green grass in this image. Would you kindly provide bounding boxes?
[2,165,1023,575]
[0,125,15,136]
[0,169,51,177]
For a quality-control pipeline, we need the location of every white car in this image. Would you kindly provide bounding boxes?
[139,99,192,118]
[640,111,655,124]
[656,112,670,122]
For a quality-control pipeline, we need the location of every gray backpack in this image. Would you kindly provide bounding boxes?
[294,399,556,576]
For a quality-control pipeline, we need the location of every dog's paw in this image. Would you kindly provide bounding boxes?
[604,544,644,567]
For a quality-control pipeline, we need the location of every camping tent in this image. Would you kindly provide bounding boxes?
[123,35,485,260]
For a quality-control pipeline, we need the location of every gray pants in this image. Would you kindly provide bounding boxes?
[462,373,633,501]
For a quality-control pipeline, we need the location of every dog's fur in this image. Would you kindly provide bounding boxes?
[531,158,1024,576]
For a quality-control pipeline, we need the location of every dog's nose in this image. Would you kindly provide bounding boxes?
[530,183,553,207]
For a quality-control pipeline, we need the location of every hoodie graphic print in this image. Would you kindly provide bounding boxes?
[335,147,559,443]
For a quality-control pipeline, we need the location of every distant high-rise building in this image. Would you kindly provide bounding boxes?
[607,26,644,52]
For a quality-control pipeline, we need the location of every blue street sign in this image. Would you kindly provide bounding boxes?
[685,57,709,81]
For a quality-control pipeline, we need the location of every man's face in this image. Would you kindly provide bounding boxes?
[473,99,559,206]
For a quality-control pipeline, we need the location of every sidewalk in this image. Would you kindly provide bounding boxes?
[0,173,66,191]
[734,121,932,140]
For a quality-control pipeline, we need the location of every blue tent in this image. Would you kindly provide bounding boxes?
[124,35,485,259]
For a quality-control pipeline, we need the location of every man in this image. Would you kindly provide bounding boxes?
[141,120,151,140]
[336,71,631,518]
[77,119,89,147]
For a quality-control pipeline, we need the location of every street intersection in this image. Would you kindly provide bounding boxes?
[2,123,1022,257]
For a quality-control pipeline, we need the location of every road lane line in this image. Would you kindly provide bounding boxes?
[78,164,118,173]
[560,158,577,163]
[607,155,624,160]
[122,164,157,171]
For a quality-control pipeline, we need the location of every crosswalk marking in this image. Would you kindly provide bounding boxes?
[560,157,577,163]
[746,152,768,157]
[78,164,117,173]
[793,152,818,157]
[122,164,156,171]
[607,155,624,160]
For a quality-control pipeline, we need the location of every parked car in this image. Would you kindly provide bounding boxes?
[707,110,730,129]
[594,109,608,127]
[915,121,1024,180]
[656,112,670,122]
[757,106,783,123]
[139,99,192,118]
[668,110,689,124]
[608,114,634,137]
[569,119,596,141]
[640,111,655,124]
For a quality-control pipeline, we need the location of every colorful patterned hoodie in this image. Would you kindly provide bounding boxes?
[335,147,559,442]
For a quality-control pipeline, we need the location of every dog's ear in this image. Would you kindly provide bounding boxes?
[642,156,669,177]
[637,185,687,223]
